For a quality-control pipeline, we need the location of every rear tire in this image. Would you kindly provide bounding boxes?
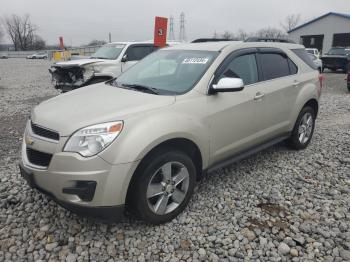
[129,150,196,224]
[287,106,316,150]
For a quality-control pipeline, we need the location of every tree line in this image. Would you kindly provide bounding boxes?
[0,14,46,50]
[0,13,301,50]
[214,14,301,40]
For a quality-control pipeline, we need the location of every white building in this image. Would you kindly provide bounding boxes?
[288,12,350,54]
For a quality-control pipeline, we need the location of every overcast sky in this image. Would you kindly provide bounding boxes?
[1,0,350,45]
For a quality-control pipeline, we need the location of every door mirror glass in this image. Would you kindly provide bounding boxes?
[212,77,244,92]
[121,54,128,62]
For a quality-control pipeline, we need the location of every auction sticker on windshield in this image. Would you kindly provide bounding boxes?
[182,57,209,64]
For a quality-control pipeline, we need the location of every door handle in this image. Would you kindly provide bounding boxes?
[293,80,300,87]
[254,92,265,100]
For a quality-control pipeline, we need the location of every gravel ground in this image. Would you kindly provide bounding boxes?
[0,59,349,261]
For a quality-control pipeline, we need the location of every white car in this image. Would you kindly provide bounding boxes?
[0,53,8,59]
[308,53,323,72]
[49,42,160,92]
[27,52,48,59]
[306,48,320,58]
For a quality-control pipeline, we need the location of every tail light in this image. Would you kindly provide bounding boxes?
[318,74,324,89]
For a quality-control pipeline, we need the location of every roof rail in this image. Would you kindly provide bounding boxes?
[191,38,236,43]
[244,37,296,43]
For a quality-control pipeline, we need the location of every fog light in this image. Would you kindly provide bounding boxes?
[62,181,97,201]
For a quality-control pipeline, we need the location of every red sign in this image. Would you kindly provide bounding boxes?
[154,17,168,47]
[59,37,64,49]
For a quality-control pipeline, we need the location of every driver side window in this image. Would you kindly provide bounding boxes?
[218,53,258,85]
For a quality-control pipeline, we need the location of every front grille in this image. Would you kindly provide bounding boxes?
[31,122,59,141]
[26,148,53,167]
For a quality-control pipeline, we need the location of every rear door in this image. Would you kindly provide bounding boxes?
[255,48,299,139]
[121,44,155,72]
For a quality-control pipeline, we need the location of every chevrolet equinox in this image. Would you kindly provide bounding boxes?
[20,41,322,224]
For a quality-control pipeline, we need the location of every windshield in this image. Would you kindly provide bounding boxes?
[91,44,125,60]
[327,48,350,55]
[114,50,218,95]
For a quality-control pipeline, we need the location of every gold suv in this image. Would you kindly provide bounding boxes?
[20,41,322,224]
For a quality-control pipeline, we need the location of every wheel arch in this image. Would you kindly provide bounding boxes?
[125,137,203,207]
[303,98,319,117]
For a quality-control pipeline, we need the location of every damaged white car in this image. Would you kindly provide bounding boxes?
[49,42,158,92]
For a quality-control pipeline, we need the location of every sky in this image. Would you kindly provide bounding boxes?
[1,0,350,46]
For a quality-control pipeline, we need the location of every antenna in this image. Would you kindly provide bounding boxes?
[179,12,186,42]
[169,15,175,41]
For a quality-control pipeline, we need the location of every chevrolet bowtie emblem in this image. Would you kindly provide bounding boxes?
[25,136,34,145]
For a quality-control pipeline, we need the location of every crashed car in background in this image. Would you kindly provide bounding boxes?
[321,47,350,73]
[49,42,158,92]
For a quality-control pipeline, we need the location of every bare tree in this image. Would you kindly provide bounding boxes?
[3,14,38,50]
[256,27,287,38]
[237,29,248,40]
[0,23,4,43]
[31,35,46,50]
[221,31,234,40]
[281,14,301,32]
[87,39,107,46]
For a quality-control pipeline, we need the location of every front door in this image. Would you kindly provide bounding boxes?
[207,49,267,164]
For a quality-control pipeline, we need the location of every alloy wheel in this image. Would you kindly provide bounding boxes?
[298,112,313,144]
[146,161,189,215]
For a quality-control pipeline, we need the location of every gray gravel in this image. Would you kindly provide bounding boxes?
[0,59,349,261]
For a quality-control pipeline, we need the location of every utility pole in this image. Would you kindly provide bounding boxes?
[108,33,111,43]
[179,12,186,42]
[169,15,175,41]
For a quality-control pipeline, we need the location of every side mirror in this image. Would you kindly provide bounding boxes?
[121,54,128,62]
[212,77,244,92]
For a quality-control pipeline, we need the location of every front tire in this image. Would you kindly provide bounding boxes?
[287,106,316,150]
[129,150,196,224]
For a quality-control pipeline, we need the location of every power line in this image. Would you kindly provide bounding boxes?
[169,15,175,41]
[179,12,186,42]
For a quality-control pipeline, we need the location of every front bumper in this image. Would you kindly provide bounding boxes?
[20,125,140,219]
[19,163,124,219]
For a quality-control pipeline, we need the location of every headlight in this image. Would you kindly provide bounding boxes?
[64,121,123,157]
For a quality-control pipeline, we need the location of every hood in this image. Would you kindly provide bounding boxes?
[32,84,175,136]
[53,58,106,68]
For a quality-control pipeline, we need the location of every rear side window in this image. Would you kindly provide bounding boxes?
[127,46,153,61]
[288,59,298,74]
[292,49,317,70]
[259,53,290,80]
[218,54,259,85]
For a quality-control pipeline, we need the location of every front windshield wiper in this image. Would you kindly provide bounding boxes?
[120,83,160,95]
[91,56,109,59]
